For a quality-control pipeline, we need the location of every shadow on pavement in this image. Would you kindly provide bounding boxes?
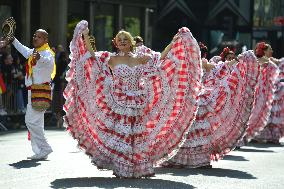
[222,155,249,161]
[236,148,274,153]
[50,177,194,189]
[9,159,47,169]
[155,167,256,179]
[247,143,284,148]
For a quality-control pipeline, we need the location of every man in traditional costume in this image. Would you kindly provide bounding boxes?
[1,18,55,160]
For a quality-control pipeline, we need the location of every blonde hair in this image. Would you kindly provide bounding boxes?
[115,30,135,52]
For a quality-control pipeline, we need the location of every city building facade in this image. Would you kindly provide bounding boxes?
[0,0,283,57]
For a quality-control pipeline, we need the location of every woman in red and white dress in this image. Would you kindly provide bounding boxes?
[244,42,280,143]
[64,20,202,178]
[202,47,238,89]
[260,58,284,144]
[162,46,260,168]
[246,42,283,144]
[263,58,284,144]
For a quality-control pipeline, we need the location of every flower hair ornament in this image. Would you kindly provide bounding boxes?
[220,47,231,61]
[255,42,267,58]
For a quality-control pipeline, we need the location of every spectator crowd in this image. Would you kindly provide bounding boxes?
[0,41,69,128]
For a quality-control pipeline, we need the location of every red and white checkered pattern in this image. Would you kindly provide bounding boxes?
[246,62,279,140]
[63,21,202,177]
[167,50,260,167]
[254,58,284,142]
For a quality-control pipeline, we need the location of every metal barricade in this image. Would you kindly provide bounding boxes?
[2,82,22,114]
[0,80,66,129]
[0,82,27,130]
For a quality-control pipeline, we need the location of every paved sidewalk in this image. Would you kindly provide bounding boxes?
[0,130,284,189]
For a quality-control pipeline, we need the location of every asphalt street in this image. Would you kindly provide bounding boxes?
[0,130,283,189]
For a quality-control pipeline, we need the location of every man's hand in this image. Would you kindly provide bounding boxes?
[32,49,40,61]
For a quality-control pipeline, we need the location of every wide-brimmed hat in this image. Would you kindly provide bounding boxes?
[2,17,16,41]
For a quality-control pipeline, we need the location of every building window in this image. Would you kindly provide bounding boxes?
[254,0,284,27]
[94,15,114,51]
[124,17,140,37]
[123,6,142,39]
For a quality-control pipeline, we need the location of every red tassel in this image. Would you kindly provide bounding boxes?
[0,73,6,94]
[28,131,31,141]
[25,63,29,79]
